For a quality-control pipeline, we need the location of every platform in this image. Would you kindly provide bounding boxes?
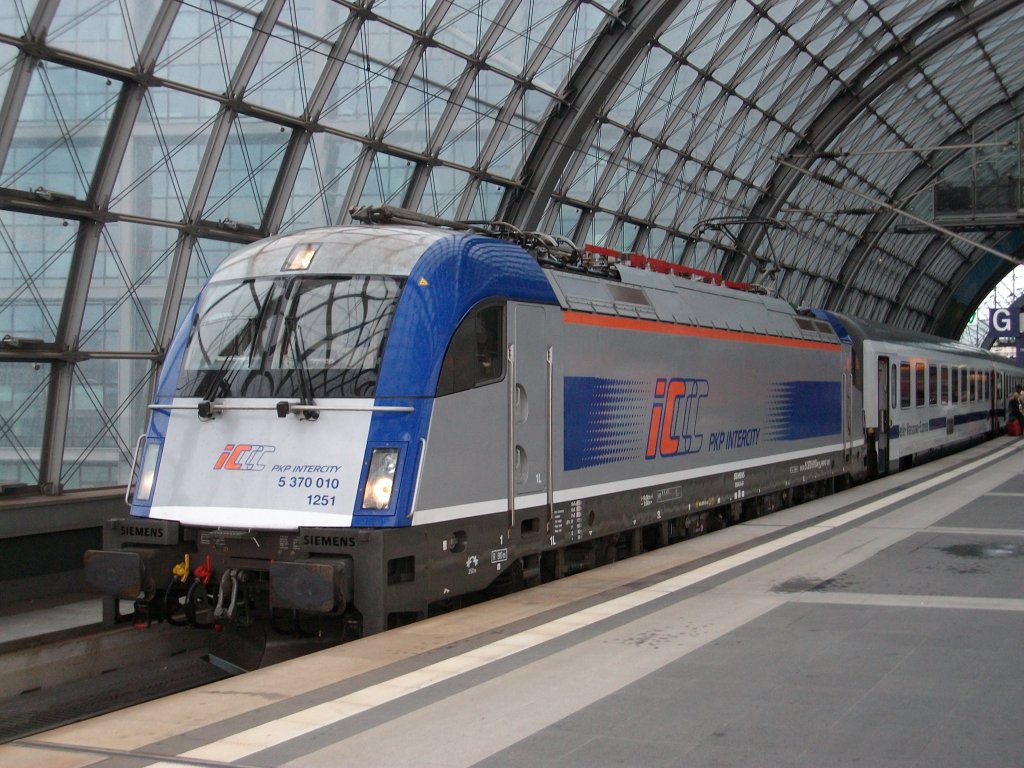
[3,437,1023,767]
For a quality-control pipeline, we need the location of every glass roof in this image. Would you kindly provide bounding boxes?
[2,0,1024,492]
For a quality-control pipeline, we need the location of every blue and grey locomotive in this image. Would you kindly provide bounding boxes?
[84,206,1019,671]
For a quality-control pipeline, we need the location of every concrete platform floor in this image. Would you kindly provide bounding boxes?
[3,437,1023,767]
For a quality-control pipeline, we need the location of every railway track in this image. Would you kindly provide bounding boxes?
[0,622,227,743]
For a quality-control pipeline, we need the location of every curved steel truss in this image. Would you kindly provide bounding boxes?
[2,0,1024,493]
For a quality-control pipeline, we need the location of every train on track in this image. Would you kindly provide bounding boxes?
[85,206,1023,671]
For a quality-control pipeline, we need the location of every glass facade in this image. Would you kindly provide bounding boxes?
[2,0,1024,493]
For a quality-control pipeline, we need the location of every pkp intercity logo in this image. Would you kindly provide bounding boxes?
[213,443,276,471]
[645,377,709,459]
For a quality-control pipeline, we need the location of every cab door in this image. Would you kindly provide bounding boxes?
[876,356,891,474]
[990,371,999,435]
[508,304,552,533]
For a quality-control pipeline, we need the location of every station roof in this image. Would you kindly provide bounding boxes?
[2,0,1024,493]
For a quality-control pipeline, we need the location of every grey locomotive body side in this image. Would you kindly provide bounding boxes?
[410,268,864,618]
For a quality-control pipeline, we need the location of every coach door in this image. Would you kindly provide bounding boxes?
[876,356,891,473]
[987,374,995,436]
[508,305,552,534]
[842,350,853,461]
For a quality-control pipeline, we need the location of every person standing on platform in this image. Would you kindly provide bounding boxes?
[1009,387,1024,436]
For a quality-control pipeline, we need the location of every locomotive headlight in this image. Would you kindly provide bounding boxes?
[135,440,162,503]
[362,448,399,510]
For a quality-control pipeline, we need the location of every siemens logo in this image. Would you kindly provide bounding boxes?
[120,525,165,540]
[301,534,356,548]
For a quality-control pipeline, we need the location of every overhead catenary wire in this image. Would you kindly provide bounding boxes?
[775,157,1024,269]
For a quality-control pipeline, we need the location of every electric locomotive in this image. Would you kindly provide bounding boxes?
[83,206,1010,671]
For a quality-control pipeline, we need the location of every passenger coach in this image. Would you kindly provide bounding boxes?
[816,312,1020,474]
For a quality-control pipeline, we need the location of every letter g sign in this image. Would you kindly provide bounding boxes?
[990,307,1014,335]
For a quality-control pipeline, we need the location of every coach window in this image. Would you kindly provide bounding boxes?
[941,365,949,404]
[928,364,937,405]
[960,368,968,402]
[900,362,911,408]
[969,369,977,401]
[436,304,505,396]
[915,362,925,407]
[952,368,959,403]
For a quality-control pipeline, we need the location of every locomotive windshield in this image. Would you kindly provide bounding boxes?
[177,275,404,399]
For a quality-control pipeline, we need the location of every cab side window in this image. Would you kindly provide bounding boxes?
[436,304,505,396]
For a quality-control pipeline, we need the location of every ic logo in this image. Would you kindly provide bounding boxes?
[645,377,709,459]
[213,443,275,471]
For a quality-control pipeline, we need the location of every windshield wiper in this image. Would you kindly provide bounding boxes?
[195,331,240,420]
[276,318,319,421]
[199,348,241,416]
[197,283,274,419]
